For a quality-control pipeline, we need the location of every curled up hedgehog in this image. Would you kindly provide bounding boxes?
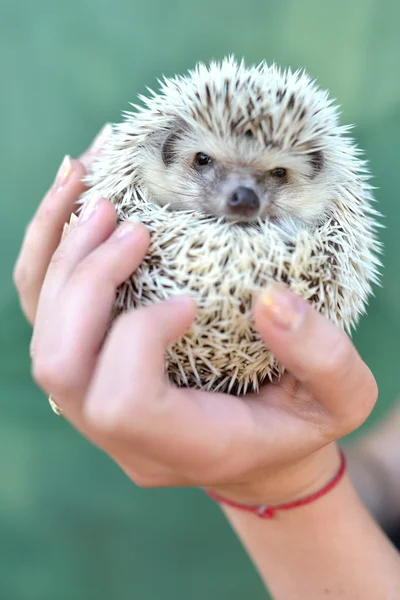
[64,57,381,394]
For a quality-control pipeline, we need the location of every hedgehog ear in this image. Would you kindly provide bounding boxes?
[161,118,190,166]
[309,150,324,177]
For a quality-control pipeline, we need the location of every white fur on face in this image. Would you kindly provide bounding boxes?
[136,123,334,228]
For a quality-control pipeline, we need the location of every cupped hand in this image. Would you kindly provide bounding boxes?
[19,153,378,505]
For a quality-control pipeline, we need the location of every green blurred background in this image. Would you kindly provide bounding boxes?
[1,0,400,598]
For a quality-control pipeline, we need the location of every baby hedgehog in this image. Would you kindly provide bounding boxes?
[75,57,381,394]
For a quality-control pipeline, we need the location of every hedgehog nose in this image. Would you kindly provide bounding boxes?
[228,186,260,216]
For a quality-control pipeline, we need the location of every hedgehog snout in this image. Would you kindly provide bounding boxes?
[227,186,260,218]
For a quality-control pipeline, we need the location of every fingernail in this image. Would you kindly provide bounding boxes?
[113,221,141,239]
[90,123,113,154]
[79,196,101,223]
[55,155,72,188]
[258,284,304,330]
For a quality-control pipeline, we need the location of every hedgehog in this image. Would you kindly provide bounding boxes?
[68,57,381,395]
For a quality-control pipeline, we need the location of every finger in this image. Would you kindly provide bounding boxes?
[41,197,117,296]
[32,220,150,398]
[253,284,378,430]
[30,197,117,360]
[83,295,197,427]
[13,158,86,323]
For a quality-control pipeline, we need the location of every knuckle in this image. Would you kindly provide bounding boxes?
[32,354,76,396]
[13,262,37,324]
[358,372,379,419]
[13,260,31,294]
[330,370,378,438]
[31,357,55,391]
[340,373,378,435]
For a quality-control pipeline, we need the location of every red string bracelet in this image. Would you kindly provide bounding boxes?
[204,450,346,519]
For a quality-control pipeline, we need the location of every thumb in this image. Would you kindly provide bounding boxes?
[253,284,377,427]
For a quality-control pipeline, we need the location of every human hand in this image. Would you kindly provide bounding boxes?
[27,188,378,506]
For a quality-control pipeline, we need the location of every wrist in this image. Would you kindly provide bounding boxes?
[208,443,341,507]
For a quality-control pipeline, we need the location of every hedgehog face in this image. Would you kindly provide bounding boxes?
[137,118,332,228]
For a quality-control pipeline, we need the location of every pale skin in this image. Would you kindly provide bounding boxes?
[13,125,400,599]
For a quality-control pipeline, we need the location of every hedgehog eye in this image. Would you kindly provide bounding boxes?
[271,168,287,179]
[194,152,213,167]
[244,129,254,138]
